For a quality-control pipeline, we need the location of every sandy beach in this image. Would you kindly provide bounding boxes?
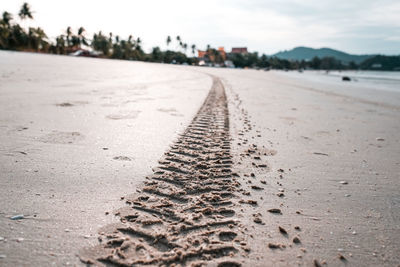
[1,51,399,266]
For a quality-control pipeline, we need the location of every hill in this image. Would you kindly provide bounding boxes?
[273,46,374,64]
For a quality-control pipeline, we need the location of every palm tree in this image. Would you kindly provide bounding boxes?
[8,24,27,49]
[91,31,110,57]
[0,12,13,48]
[34,27,47,51]
[136,37,141,49]
[191,44,196,56]
[2,11,13,26]
[56,35,66,54]
[71,35,80,47]
[166,35,171,48]
[19,3,33,20]
[66,26,72,47]
[27,27,47,51]
[176,35,181,50]
[183,43,187,53]
[77,26,87,47]
[108,32,113,47]
[112,36,122,59]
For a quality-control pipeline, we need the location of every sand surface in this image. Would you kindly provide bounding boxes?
[1,51,399,266]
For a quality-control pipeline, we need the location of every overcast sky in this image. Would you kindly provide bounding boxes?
[2,0,400,55]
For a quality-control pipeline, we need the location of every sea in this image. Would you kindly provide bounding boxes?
[282,70,400,93]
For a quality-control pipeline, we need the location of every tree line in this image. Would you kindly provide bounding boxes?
[1,3,399,71]
[0,3,197,64]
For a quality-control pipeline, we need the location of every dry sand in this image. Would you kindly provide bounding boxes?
[1,51,399,266]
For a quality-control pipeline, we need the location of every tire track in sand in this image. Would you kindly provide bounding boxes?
[80,76,246,266]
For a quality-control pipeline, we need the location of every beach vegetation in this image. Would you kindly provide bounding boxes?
[1,2,399,70]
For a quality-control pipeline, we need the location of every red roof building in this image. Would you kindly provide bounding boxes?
[197,50,207,58]
[231,47,248,54]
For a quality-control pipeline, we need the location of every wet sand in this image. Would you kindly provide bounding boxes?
[1,51,400,266]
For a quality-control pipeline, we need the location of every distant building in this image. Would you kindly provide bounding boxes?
[231,47,248,54]
[196,46,243,67]
[198,50,207,58]
[197,47,227,66]
[198,47,226,59]
[218,47,226,59]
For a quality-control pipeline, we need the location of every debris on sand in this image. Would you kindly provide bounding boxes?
[253,213,263,224]
[313,152,329,156]
[279,226,288,235]
[376,138,385,141]
[339,181,348,185]
[313,259,322,267]
[239,199,258,206]
[268,208,282,214]
[251,185,263,190]
[294,226,301,231]
[113,156,131,161]
[338,253,347,261]
[253,217,263,224]
[293,236,301,244]
[277,192,285,197]
[56,102,74,107]
[268,243,284,249]
[10,215,24,220]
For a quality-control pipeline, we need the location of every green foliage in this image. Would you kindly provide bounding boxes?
[359,55,400,71]
[91,32,110,56]
[19,3,33,20]
[1,2,399,70]
[166,36,171,47]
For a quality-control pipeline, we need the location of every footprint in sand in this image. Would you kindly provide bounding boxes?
[55,101,89,107]
[113,156,132,161]
[106,111,140,120]
[37,131,84,144]
[157,107,183,117]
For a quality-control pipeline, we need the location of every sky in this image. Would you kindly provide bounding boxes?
[2,0,400,55]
